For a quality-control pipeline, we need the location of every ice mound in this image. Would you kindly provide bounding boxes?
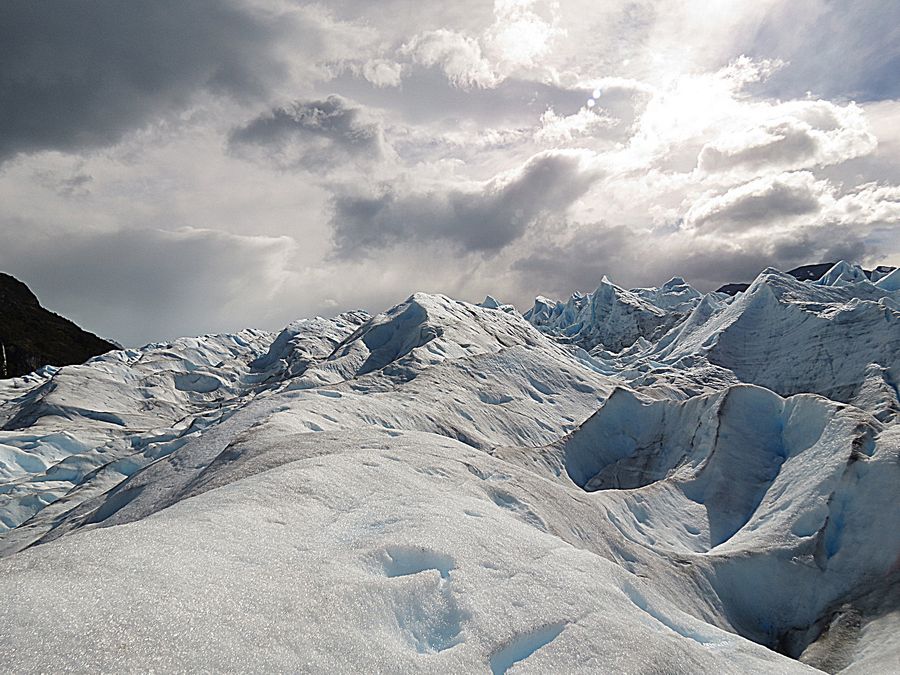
[874,266,900,291]
[249,311,369,381]
[0,427,823,674]
[638,268,900,411]
[1,264,898,672]
[0,329,276,535]
[632,276,705,312]
[0,295,618,553]
[813,261,868,286]
[300,293,553,386]
[525,276,681,352]
[499,383,899,663]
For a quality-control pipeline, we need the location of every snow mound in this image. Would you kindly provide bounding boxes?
[0,294,617,553]
[631,276,704,312]
[813,261,868,286]
[249,311,369,381]
[478,295,517,313]
[874,266,900,291]
[0,329,276,535]
[301,293,554,386]
[0,426,820,674]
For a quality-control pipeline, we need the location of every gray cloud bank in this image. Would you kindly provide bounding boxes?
[0,225,296,346]
[331,151,598,256]
[0,1,284,162]
[229,95,388,169]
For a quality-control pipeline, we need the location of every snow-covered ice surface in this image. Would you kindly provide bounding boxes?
[1,265,898,673]
[524,275,684,353]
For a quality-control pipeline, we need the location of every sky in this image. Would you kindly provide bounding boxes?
[1,0,898,346]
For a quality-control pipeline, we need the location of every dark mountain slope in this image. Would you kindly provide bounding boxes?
[0,273,116,378]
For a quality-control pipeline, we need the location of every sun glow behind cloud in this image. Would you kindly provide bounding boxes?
[486,0,562,71]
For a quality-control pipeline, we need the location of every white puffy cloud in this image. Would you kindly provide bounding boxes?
[825,182,900,228]
[535,107,617,143]
[360,60,405,88]
[683,171,900,240]
[484,0,563,73]
[380,0,563,91]
[400,30,498,89]
[697,101,876,175]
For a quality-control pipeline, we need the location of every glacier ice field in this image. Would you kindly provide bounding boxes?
[0,261,898,673]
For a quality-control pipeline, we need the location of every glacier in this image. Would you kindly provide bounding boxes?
[0,262,898,673]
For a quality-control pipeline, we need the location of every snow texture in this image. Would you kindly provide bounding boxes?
[1,264,898,673]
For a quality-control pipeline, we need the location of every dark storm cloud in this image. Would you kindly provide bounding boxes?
[330,151,599,256]
[671,233,870,291]
[229,96,387,167]
[0,0,285,162]
[511,223,634,296]
[770,230,868,268]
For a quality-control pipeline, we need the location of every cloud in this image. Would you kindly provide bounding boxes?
[400,29,498,88]
[1,0,898,346]
[378,0,562,91]
[698,101,876,174]
[684,172,827,232]
[610,58,870,176]
[329,68,589,128]
[484,0,563,73]
[684,170,900,236]
[229,95,389,169]
[33,164,94,197]
[622,57,785,169]
[699,120,818,173]
[0,226,297,346]
[360,60,405,88]
[826,182,900,229]
[535,107,617,143]
[509,215,875,300]
[0,1,290,163]
[330,150,599,256]
[510,222,633,295]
